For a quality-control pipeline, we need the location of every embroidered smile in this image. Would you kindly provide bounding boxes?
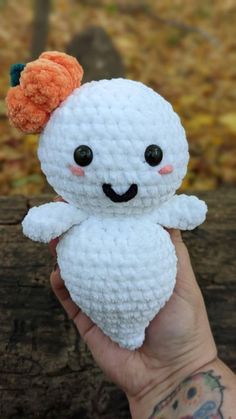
[102,184,138,203]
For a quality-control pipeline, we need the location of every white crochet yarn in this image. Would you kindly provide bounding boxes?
[22,79,207,349]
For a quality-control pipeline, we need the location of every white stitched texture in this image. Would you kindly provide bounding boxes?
[22,79,207,348]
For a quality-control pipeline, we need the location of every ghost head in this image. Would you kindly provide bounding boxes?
[6,52,189,215]
[38,79,189,214]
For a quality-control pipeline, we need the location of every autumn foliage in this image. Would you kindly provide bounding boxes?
[0,0,235,195]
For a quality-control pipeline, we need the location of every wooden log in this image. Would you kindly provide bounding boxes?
[0,189,235,418]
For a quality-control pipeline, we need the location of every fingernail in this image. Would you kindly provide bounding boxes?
[53,262,58,271]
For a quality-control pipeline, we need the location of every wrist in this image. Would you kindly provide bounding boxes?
[127,345,218,419]
[128,356,236,419]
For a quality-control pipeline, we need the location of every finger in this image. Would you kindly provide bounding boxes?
[50,266,132,377]
[167,229,194,276]
[48,196,67,256]
[74,308,133,388]
[167,229,194,265]
[54,195,66,202]
[50,266,110,346]
[49,237,59,257]
[167,228,184,244]
[66,295,130,372]
[167,229,201,297]
[50,266,80,320]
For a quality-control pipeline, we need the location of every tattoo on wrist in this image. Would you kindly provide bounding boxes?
[148,370,225,418]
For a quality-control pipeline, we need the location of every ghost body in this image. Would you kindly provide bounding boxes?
[22,79,207,349]
[57,215,176,349]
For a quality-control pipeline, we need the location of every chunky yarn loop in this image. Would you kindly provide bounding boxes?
[6,51,83,133]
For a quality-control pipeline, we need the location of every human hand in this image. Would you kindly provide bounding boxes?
[50,227,217,417]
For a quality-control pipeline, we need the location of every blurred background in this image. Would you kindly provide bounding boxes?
[0,0,235,195]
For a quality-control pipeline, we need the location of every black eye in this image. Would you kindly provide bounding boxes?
[144,144,163,166]
[74,145,93,167]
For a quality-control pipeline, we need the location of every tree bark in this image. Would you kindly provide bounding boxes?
[30,0,51,60]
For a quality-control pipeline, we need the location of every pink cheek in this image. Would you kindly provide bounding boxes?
[69,164,85,177]
[158,164,174,175]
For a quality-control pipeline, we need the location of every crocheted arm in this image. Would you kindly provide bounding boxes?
[155,194,207,230]
[22,202,86,243]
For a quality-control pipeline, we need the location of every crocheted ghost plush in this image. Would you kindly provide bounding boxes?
[6,51,207,349]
